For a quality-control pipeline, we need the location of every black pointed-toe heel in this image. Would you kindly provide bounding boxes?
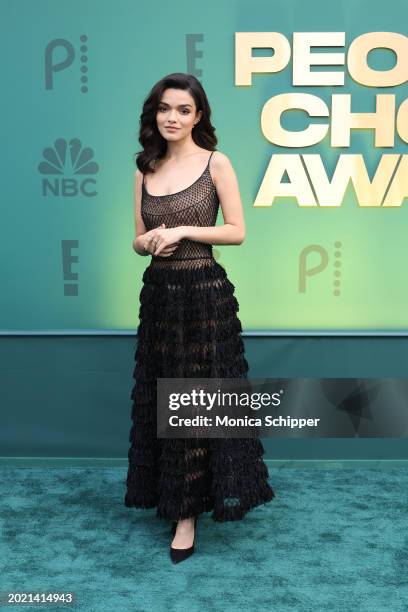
[170,516,198,564]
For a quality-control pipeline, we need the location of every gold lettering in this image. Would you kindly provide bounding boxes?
[254,154,403,207]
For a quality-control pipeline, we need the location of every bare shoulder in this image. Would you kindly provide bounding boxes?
[133,169,145,203]
[210,151,236,184]
[211,150,232,168]
[134,167,144,188]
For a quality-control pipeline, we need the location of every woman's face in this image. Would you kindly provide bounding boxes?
[156,88,202,141]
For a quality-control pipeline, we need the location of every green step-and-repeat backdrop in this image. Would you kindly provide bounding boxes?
[2,0,408,332]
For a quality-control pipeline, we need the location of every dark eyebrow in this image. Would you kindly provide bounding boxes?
[159,102,192,108]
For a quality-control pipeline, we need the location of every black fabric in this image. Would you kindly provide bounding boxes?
[124,150,275,521]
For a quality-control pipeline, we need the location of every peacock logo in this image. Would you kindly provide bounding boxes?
[38,138,99,196]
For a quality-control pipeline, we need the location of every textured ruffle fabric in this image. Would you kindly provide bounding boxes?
[124,259,275,522]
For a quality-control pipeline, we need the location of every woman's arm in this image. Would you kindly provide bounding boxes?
[132,169,150,256]
[180,223,244,245]
[180,151,245,245]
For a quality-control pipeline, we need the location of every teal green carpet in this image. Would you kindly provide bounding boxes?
[0,465,407,611]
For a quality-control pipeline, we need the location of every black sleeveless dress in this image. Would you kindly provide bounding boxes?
[124,150,275,522]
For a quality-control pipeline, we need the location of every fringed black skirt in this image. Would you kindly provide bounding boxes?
[124,258,275,522]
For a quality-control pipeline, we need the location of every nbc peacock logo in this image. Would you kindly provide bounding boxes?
[38,138,99,197]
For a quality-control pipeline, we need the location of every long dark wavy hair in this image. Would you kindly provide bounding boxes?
[134,73,217,175]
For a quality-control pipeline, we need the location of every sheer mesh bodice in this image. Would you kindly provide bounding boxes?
[141,151,219,270]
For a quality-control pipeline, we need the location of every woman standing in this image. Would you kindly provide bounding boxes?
[125,73,275,564]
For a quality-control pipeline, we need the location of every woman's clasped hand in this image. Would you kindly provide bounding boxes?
[142,223,184,257]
